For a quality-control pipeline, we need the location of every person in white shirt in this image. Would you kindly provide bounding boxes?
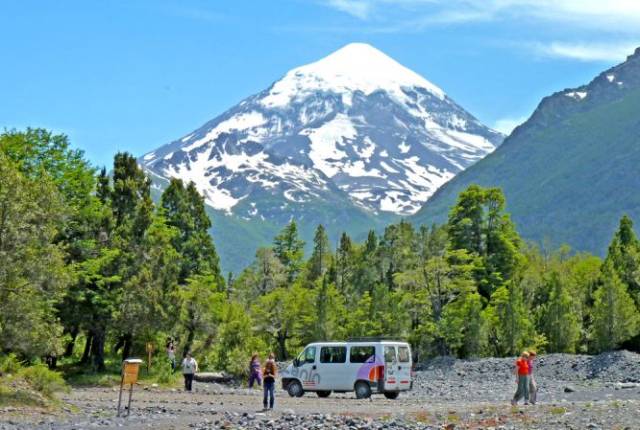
[181,351,198,392]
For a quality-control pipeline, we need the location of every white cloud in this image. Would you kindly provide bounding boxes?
[532,41,640,62]
[322,0,640,29]
[324,0,371,19]
[493,116,529,135]
[320,0,640,62]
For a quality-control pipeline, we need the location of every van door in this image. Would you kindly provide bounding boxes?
[295,346,319,391]
[316,345,349,391]
[397,345,412,390]
[383,345,398,391]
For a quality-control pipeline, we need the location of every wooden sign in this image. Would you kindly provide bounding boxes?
[118,358,143,417]
[123,361,140,384]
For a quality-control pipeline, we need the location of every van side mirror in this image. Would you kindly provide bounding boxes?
[293,358,300,367]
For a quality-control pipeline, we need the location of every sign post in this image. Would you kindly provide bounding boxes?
[145,343,154,374]
[117,358,143,417]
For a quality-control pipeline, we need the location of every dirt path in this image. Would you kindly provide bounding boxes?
[1,384,639,429]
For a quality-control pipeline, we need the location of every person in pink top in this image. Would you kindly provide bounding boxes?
[527,351,537,404]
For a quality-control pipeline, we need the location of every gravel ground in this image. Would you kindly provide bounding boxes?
[1,351,639,429]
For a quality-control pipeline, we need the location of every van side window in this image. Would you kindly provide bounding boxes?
[320,346,346,363]
[304,346,316,364]
[384,346,396,363]
[398,346,411,363]
[350,346,375,363]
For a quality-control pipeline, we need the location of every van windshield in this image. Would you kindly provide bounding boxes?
[297,346,316,365]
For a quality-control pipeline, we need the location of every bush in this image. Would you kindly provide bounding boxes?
[0,353,23,375]
[19,365,69,398]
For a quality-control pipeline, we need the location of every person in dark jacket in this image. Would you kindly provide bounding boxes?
[262,353,277,410]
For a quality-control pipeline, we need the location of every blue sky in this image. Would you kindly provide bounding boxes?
[2,0,639,168]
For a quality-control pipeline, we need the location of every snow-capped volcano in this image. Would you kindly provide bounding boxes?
[141,43,503,219]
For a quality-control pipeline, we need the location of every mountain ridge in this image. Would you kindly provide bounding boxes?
[411,47,640,255]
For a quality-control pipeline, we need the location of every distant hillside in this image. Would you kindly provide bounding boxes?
[411,48,640,255]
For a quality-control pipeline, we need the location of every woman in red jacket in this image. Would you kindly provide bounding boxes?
[511,351,530,405]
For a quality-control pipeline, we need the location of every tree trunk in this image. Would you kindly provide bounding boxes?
[276,330,288,360]
[80,331,93,364]
[91,328,106,372]
[121,333,132,361]
[183,326,195,358]
[64,327,79,358]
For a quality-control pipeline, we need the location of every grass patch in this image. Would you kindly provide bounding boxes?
[549,406,567,415]
[446,413,461,424]
[413,411,431,423]
[0,383,47,407]
[19,365,69,398]
[0,362,68,408]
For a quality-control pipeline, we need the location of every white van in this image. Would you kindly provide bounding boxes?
[280,338,413,399]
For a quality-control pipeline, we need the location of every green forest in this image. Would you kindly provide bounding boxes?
[2,128,640,380]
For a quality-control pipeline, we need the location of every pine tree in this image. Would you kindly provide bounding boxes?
[447,185,523,298]
[308,224,331,282]
[335,232,355,296]
[273,220,305,282]
[160,179,224,286]
[604,215,640,305]
[0,154,68,358]
[591,262,640,352]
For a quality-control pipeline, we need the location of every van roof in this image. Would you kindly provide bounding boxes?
[307,340,410,346]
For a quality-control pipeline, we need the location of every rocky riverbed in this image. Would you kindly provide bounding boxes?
[1,351,639,429]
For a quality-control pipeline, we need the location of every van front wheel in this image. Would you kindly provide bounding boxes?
[287,381,304,398]
[354,381,371,399]
[384,392,399,399]
[316,391,331,398]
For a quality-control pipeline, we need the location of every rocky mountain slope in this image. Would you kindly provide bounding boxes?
[412,47,640,255]
[140,43,503,272]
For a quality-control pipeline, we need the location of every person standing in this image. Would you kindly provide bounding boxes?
[262,353,277,410]
[248,353,262,388]
[527,351,537,404]
[167,341,176,372]
[511,351,530,405]
[181,351,198,392]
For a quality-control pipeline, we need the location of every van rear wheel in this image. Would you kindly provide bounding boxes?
[287,381,304,398]
[384,392,399,399]
[354,381,371,399]
[316,391,331,398]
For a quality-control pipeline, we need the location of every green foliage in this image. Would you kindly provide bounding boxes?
[0,354,23,375]
[484,282,534,356]
[4,128,640,378]
[447,185,523,297]
[0,153,69,358]
[210,302,266,376]
[539,272,581,353]
[273,220,305,282]
[591,262,640,352]
[308,224,332,282]
[19,365,69,398]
